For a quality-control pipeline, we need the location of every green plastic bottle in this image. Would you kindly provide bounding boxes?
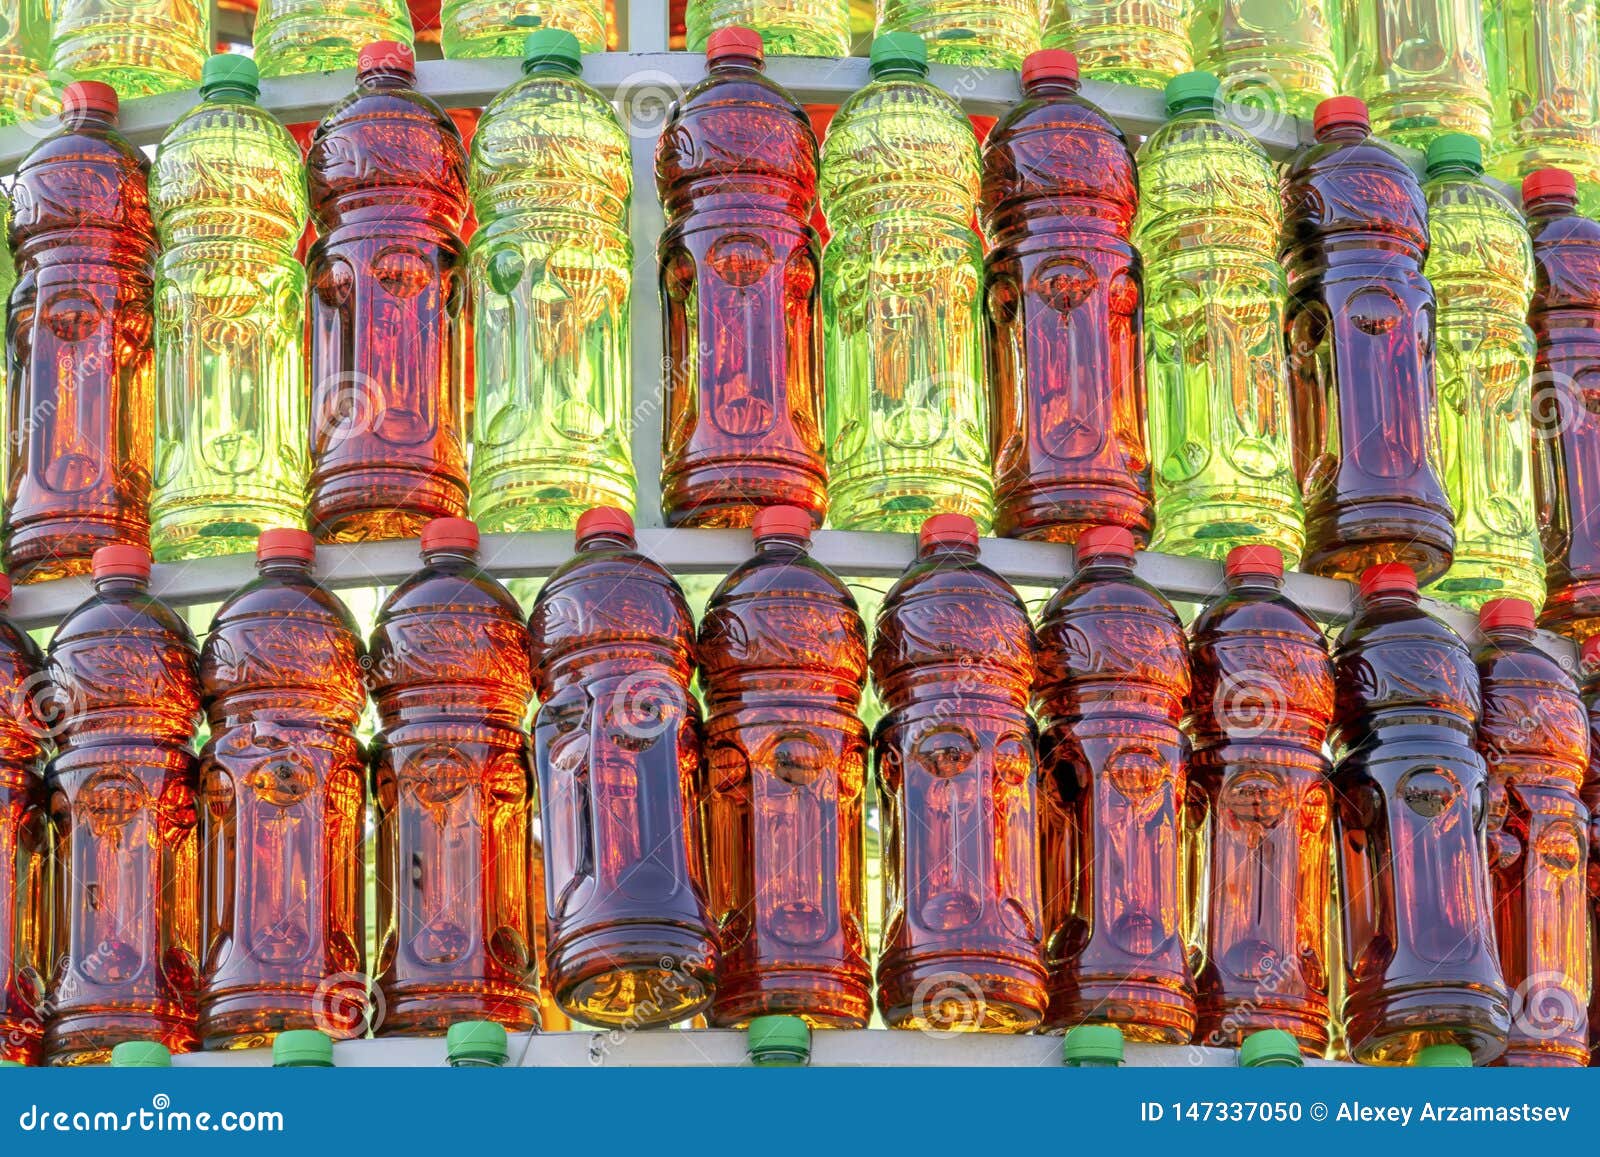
[1136,72,1303,565]
[1041,0,1191,89]
[50,0,209,99]
[819,32,990,532]
[686,1,851,56]
[1420,133,1543,611]
[1189,0,1339,121]
[441,0,606,57]
[874,0,1040,70]
[149,55,309,561]
[467,30,633,530]
[1341,0,1492,150]
[254,0,416,77]
[0,0,57,125]
[1483,0,1600,216]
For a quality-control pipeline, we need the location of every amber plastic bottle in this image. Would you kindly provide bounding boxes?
[1186,544,1333,1052]
[1033,524,1196,1040]
[0,575,47,1065]
[368,518,539,1034]
[197,529,368,1048]
[698,505,872,1027]
[871,513,1047,1031]
[528,506,720,1027]
[1475,597,1591,1067]
[43,546,200,1064]
[1331,563,1509,1064]
[1580,635,1600,1061]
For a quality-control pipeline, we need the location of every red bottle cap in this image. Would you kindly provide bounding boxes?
[574,506,635,544]
[1076,525,1136,565]
[62,81,118,121]
[752,505,813,542]
[706,25,764,66]
[1357,562,1416,599]
[0,574,12,606]
[1224,544,1284,581]
[1582,633,1600,672]
[358,40,416,76]
[920,513,979,552]
[1523,167,1578,205]
[1478,597,1535,633]
[1021,49,1078,88]
[1313,95,1369,137]
[91,544,151,581]
[420,517,479,554]
[257,527,316,565]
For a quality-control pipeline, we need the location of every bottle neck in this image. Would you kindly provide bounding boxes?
[93,575,146,595]
[1527,196,1577,219]
[258,558,313,579]
[755,533,810,557]
[359,68,415,89]
[1365,590,1419,610]
[919,542,977,564]
[1428,162,1481,180]
[710,56,763,76]
[1226,572,1281,594]
[421,547,478,568]
[62,109,115,132]
[1079,554,1134,576]
[577,532,635,552]
[1485,625,1535,646]
[202,85,256,103]
[1025,78,1080,98]
[1316,123,1368,144]
[870,64,926,83]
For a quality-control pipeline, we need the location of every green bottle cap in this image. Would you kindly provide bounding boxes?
[869,32,928,79]
[1239,1029,1304,1068]
[272,1029,334,1068]
[747,1015,810,1066]
[446,1021,508,1067]
[1425,132,1483,176]
[0,1060,29,1067]
[1413,1043,1473,1068]
[1063,1024,1124,1067]
[110,1041,171,1068]
[1164,71,1220,117]
[200,53,260,100]
[522,28,582,76]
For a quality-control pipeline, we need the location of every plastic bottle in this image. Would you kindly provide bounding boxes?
[1330,563,1509,1064]
[50,0,208,99]
[43,546,201,1065]
[1340,0,1492,151]
[1526,169,1600,643]
[441,0,606,57]
[657,28,827,529]
[1483,0,1600,214]
[874,0,1040,70]
[1041,1,1190,89]
[0,0,57,126]
[1421,134,1542,612]
[196,529,368,1049]
[1135,71,1302,564]
[467,30,634,531]
[1189,0,1338,121]
[1281,97,1455,584]
[1474,597,1590,1067]
[254,0,415,76]
[980,50,1149,546]
[819,33,990,532]
[1186,544,1333,1051]
[870,514,1047,1031]
[0,576,47,1066]
[698,505,873,1026]
[307,41,471,542]
[4,82,155,584]
[528,507,721,1028]
[685,0,851,56]
[1580,635,1600,1060]
[368,518,539,1034]
[148,55,309,562]
[1033,524,1196,1040]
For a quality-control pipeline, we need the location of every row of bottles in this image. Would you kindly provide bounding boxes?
[1,510,1593,1066]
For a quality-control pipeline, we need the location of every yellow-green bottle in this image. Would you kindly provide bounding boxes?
[1483,0,1600,216]
[1042,0,1191,89]
[1421,133,1543,611]
[253,0,416,78]
[0,0,56,125]
[686,0,852,56]
[441,0,606,57]
[1190,0,1339,121]
[1341,0,1492,150]
[819,32,990,532]
[874,0,1041,70]
[149,55,309,561]
[51,0,209,100]
[1137,71,1302,565]
[467,30,633,530]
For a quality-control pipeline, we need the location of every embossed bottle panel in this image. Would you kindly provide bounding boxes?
[0,576,47,1064]
[1190,0,1338,119]
[254,0,415,77]
[684,1,852,56]
[1341,0,1492,149]
[1040,0,1190,88]
[0,0,56,126]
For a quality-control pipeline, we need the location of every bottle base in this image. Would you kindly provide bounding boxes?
[1301,502,1455,585]
[828,474,994,536]
[548,924,719,1029]
[199,983,371,1051]
[1043,976,1197,1043]
[1424,548,1546,613]
[1194,999,1330,1053]
[5,518,147,584]
[1539,581,1600,643]
[1496,1036,1590,1068]
[376,983,541,1037]
[876,953,1048,1033]
[661,465,827,531]
[44,1009,196,1066]
[1343,983,1510,1065]
[711,967,873,1029]
[470,470,635,535]
[151,500,308,563]
[1147,494,1304,568]
[995,483,1153,546]
[310,470,469,544]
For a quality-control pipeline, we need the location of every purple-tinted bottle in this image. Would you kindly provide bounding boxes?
[0,575,47,1065]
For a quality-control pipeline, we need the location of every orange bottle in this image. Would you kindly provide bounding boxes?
[1581,635,1600,1062]
[870,513,1047,1031]
[43,546,200,1063]
[1032,524,1196,1040]
[528,507,720,1027]
[1477,598,1591,1066]
[0,575,47,1064]
[698,505,872,1026]
[196,529,368,1048]
[368,518,539,1034]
